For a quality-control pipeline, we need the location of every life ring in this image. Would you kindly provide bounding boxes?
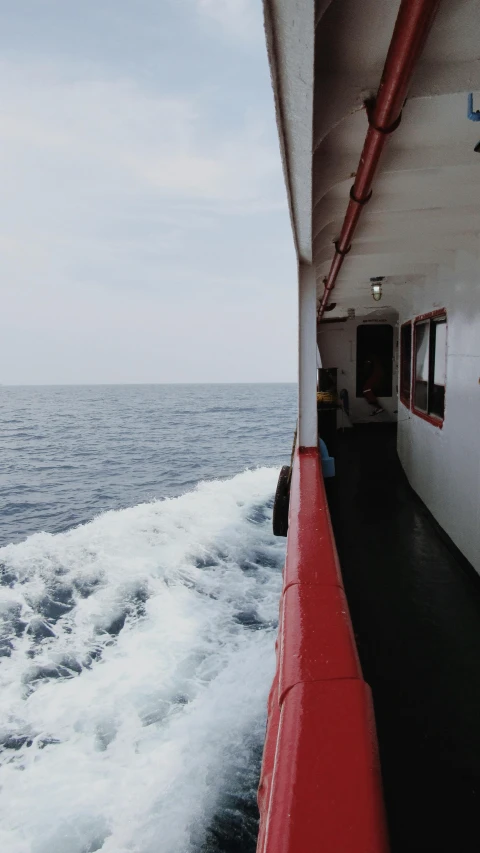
[272,465,291,537]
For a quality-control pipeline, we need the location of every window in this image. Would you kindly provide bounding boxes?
[430,320,447,418]
[413,311,447,423]
[400,322,412,407]
[414,321,430,411]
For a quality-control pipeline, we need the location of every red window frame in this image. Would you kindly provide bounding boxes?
[400,321,412,409]
[412,308,447,428]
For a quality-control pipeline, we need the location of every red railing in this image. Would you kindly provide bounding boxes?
[257,447,389,853]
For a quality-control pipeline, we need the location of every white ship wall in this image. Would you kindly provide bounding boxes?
[318,311,399,425]
[397,244,480,574]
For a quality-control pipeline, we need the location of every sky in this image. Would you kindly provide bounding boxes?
[1,0,297,384]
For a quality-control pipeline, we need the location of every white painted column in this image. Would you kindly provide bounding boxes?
[298,263,318,448]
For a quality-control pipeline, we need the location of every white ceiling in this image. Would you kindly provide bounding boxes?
[263,0,480,316]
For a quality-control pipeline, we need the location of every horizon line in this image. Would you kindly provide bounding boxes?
[1,380,298,387]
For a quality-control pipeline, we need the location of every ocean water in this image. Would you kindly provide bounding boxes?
[0,384,296,853]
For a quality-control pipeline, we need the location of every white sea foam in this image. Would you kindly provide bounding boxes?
[0,467,284,853]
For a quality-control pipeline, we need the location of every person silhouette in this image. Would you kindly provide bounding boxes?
[362,356,384,415]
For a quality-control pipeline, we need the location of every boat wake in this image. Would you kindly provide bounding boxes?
[0,468,284,853]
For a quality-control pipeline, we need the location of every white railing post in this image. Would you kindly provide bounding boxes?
[298,263,318,448]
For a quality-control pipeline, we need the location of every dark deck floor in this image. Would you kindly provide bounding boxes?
[327,424,480,853]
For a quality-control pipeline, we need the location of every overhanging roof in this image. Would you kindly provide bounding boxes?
[263,0,480,313]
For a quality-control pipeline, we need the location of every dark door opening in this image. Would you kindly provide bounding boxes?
[356,324,393,398]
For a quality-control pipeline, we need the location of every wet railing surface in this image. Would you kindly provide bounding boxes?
[257,446,389,853]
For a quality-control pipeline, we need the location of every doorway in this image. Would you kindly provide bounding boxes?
[356,324,393,398]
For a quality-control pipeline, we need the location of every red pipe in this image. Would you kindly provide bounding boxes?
[318,0,441,318]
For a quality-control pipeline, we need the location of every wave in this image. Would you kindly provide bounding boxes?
[0,468,284,853]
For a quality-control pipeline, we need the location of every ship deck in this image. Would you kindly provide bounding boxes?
[327,424,480,853]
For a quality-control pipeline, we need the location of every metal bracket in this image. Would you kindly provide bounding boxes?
[467,93,480,121]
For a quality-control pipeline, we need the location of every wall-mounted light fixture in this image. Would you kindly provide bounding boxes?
[370,276,384,301]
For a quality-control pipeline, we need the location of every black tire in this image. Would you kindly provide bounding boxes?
[272,465,291,537]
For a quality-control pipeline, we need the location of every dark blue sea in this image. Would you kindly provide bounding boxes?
[0,384,296,853]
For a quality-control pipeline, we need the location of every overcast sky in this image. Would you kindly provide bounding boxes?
[1,0,297,384]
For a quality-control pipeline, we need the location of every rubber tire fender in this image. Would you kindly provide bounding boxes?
[272,465,291,537]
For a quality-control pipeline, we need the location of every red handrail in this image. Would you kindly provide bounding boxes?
[257,447,389,853]
[318,0,441,319]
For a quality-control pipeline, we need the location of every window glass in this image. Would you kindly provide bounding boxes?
[433,321,447,386]
[414,321,429,411]
[400,323,412,405]
[430,319,446,418]
[412,314,447,420]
